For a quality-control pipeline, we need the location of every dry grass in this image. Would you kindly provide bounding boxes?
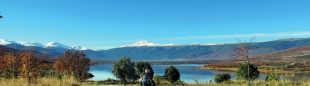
[0,76,96,86]
[2,77,310,86]
[186,80,310,86]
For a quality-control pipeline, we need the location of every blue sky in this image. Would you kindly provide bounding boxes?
[1,0,310,49]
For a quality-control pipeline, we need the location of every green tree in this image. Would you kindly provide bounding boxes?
[164,66,180,83]
[112,57,138,86]
[53,50,92,82]
[235,62,260,80]
[135,61,154,78]
[214,73,231,83]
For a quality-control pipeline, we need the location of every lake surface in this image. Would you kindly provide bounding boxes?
[89,64,235,83]
[89,64,310,83]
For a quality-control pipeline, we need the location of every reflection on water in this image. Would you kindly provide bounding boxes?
[89,64,115,80]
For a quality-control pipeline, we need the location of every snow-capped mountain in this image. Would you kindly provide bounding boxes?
[123,40,176,47]
[2,38,310,60]
[0,39,88,50]
[125,40,157,47]
[43,42,90,50]
[18,42,44,47]
[0,39,17,45]
[44,42,71,49]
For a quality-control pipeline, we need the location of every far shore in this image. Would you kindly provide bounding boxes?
[91,59,227,65]
[201,66,310,74]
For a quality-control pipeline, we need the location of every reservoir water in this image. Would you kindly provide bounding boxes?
[90,64,310,83]
[89,64,234,83]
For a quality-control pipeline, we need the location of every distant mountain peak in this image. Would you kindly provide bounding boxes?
[125,40,157,47]
[71,45,89,50]
[44,42,90,50]
[0,38,92,51]
[1,39,45,47]
[123,40,176,47]
[18,41,44,47]
[0,39,15,45]
[44,42,70,48]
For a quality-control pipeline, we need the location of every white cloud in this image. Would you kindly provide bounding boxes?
[165,31,310,40]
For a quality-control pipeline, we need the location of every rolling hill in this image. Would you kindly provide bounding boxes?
[253,44,310,62]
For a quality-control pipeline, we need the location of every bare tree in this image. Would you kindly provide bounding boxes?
[235,38,255,86]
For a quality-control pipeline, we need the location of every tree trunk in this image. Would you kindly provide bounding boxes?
[123,79,127,86]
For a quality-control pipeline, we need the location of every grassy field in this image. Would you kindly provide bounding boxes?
[0,76,91,86]
[186,80,310,86]
[2,77,310,86]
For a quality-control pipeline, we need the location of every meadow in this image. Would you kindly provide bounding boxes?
[2,77,310,86]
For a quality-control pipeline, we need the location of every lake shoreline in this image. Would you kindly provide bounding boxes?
[200,62,310,74]
[200,66,308,74]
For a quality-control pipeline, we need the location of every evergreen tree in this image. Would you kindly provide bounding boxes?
[112,57,137,86]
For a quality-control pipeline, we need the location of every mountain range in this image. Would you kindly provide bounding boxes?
[1,38,310,61]
[0,39,89,57]
[0,39,88,50]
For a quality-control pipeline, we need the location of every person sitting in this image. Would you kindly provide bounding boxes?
[139,69,155,86]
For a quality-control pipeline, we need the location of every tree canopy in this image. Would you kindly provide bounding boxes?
[214,73,231,83]
[135,61,154,78]
[235,62,260,80]
[164,66,180,83]
[53,50,92,82]
[112,57,137,85]
[19,51,47,83]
